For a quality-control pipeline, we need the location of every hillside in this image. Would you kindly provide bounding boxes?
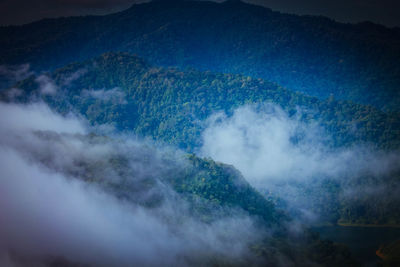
[0,100,355,267]
[0,0,400,110]
[1,1,399,265]
[4,52,400,226]
[6,52,400,150]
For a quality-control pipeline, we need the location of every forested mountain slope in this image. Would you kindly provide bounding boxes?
[5,52,399,150]
[1,0,400,110]
[3,52,399,228]
[0,123,354,266]
[0,53,362,266]
[2,1,399,265]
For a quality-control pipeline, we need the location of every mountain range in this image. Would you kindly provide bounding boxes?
[1,0,400,111]
[1,1,399,266]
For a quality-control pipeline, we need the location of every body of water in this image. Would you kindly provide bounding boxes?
[312,225,400,266]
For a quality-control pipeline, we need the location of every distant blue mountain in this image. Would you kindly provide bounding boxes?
[1,0,399,110]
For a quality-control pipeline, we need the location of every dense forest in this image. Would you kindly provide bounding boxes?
[0,0,399,266]
[5,52,400,150]
[1,0,400,111]
[2,52,400,227]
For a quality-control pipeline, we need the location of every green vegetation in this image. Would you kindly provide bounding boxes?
[7,52,400,151]
[47,133,281,225]
[275,173,400,225]
[1,0,400,111]
[32,132,353,266]
[4,52,400,227]
[2,1,399,264]
[178,154,281,223]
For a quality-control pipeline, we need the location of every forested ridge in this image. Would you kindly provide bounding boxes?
[1,1,399,265]
[1,0,400,110]
[3,52,400,227]
[7,52,400,151]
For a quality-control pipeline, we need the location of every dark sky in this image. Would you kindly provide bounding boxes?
[0,0,399,27]
[248,0,400,28]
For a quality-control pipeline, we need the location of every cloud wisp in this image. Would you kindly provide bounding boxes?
[81,87,127,104]
[0,64,33,90]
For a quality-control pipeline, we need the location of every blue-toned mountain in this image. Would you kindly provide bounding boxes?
[6,52,399,151]
[1,0,400,110]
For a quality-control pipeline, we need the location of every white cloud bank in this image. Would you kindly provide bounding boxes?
[0,101,261,266]
[201,105,400,188]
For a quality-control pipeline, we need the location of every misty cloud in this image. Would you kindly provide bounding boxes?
[61,68,88,86]
[0,102,85,134]
[200,104,400,222]
[0,65,33,91]
[4,88,23,101]
[35,75,58,96]
[201,104,400,186]
[0,101,262,266]
[81,87,127,104]
[0,64,32,82]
